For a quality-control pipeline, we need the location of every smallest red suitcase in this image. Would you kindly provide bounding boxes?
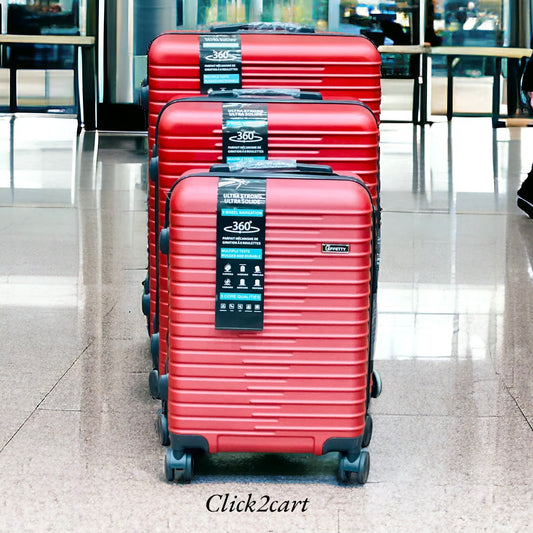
[159,162,381,484]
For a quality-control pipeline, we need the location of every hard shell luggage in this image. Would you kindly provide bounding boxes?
[148,92,380,404]
[140,25,382,332]
[144,26,382,151]
[159,162,380,484]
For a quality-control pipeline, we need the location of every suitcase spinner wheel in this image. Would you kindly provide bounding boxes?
[338,450,370,485]
[141,276,150,316]
[141,276,151,335]
[371,369,383,399]
[362,415,373,449]
[165,449,194,483]
[155,408,170,446]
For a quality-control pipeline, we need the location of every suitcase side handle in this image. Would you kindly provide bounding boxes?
[209,160,334,174]
[208,88,323,100]
[210,22,315,33]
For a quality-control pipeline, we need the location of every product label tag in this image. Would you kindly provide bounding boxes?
[215,177,266,330]
[222,103,268,163]
[199,34,242,93]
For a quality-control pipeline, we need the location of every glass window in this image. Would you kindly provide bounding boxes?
[433,0,503,47]
[431,0,504,82]
[2,1,80,110]
[339,0,418,43]
[193,0,330,30]
[339,0,420,77]
[5,1,79,69]
[7,1,80,34]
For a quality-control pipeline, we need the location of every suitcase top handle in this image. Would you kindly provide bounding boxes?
[209,22,315,33]
[209,160,333,175]
[208,88,323,100]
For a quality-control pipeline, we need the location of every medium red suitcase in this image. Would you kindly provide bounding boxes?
[141,27,382,333]
[148,93,380,404]
[160,162,379,484]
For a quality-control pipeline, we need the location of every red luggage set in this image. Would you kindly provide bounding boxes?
[141,25,383,484]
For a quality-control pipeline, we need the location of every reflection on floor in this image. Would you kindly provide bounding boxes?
[0,114,532,532]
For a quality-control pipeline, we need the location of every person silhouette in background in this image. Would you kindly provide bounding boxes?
[517,52,533,218]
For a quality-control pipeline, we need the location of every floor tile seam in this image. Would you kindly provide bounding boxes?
[382,209,517,216]
[486,345,533,430]
[31,408,505,418]
[376,311,498,316]
[0,337,95,455]
[370,413,502,419]
[496,374,533,432]
[37,407,83,413]
[77,206,147,213]
[103,301,117,320]
[0,204,77,209]
[35,407,153,416]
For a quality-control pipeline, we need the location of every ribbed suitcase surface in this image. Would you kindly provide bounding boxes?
[151,98,380,384]
[142,30,381,336]
[147,31,382,152]
[166,172,374,455]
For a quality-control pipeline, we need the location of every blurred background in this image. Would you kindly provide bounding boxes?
[0,0,531,129]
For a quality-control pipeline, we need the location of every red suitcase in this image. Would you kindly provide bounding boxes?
[141,26,382,333]
[160,162,379,484]
[148,93,380,405]
[144,27,382,151]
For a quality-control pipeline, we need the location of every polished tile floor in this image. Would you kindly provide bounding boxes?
[0,114,532,532]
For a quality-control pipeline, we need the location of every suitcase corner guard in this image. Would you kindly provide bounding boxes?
[169,434,210,458]
[149,369,160,399]
[322,436,363,463]
[158,373,168,401]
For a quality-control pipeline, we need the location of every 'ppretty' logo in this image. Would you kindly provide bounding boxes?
[322,244,350,253]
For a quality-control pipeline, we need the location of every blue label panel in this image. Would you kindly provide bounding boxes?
[226,119,269,129]
[203,41,241,49]
[203,74,241,85]
[220,248,263,260]
[219,293,262,302]
[226,156,267,164]
[221,208,264,217]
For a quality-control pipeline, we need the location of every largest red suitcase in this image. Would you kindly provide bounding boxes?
[148,94,380,405]
[160,163,378,484]
[141,27,382,333]
[145,28,382,152]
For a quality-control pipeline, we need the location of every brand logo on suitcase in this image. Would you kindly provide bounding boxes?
[206,50,241,63]
[229,131,264,144]
[322,244,350,253]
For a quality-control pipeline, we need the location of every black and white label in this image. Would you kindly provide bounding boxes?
[215,178,266,331]
[200,34,242,93]
[222,103,268,164]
